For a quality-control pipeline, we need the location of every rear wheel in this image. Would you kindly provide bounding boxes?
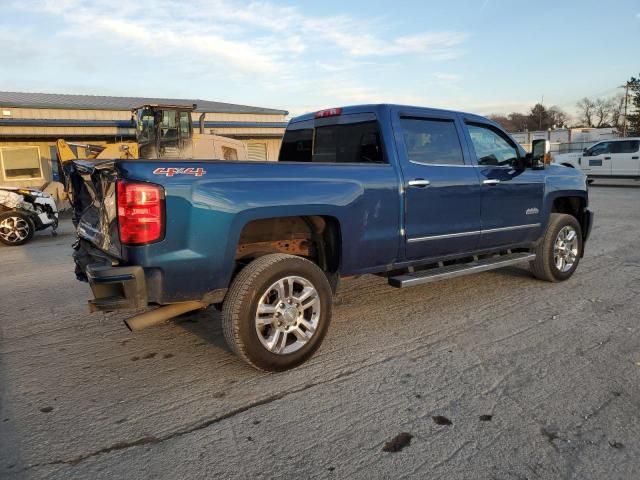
[530,213,582,282]
[222,254,332,371]
[0,211,34,246]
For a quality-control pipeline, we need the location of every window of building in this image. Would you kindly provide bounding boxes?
[467,123,519,167]
[1,146,43,180]
[400,118,464,165]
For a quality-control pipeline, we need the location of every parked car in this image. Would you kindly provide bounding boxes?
[67,104,593,371]
[0,187,59,246]
[553,138,640,179]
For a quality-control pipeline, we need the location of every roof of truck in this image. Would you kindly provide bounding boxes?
[289,104,488,123]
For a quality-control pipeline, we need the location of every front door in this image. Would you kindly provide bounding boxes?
[393,111,482,260]
[582,141,613,176]
[464,122,544,249]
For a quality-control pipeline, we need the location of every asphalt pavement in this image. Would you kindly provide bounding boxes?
[1,183,639,479]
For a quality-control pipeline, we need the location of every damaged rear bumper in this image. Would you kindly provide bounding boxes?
[86,264,148,312]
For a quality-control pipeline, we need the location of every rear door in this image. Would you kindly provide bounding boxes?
[609,140,640,176]
[463,121,544,249]
[582,141,613,176]
[392,108,482,260]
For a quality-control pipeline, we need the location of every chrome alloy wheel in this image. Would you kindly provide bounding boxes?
[554,225,578,272]
[255,275,321,355]
[0,216,30,244]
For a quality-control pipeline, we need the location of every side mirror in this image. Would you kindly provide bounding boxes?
[530,139,549,169]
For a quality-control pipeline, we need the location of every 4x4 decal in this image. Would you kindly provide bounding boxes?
[153,167,206,177]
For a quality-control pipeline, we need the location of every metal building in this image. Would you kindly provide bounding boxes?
[0,91,288,188]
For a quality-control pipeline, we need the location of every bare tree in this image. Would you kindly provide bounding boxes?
[576,97,596,127]
[610,94,625,130]
[593,98,613,127]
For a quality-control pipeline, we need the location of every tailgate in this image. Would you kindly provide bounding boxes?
[65,160,122,278]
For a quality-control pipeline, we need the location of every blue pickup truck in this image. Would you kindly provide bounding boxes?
[68,104,593,371]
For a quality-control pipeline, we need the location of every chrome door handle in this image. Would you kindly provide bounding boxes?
[483,179,501,185]
[407,179,430,188]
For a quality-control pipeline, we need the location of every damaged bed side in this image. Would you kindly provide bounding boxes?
[64,159,208,331]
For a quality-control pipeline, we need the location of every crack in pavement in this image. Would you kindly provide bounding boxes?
[18,348,417,472]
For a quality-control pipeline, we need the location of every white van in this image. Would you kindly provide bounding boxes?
[553,138,640,179]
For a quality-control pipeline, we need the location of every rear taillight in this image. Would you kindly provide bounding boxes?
[117,180,165,245]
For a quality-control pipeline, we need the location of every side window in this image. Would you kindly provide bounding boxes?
[588,142,610,156]
[179,111,191,139]
[279,128,313,162]
[222,146,238,161]
[400,118,464,165]
[160,110,178,143]
[279,121,384,163]
[137,108,155,143]
[613,140,640,154]
[467,124,519,167]
[313,121,384,163]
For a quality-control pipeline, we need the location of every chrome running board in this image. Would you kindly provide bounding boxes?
[388,252,536,288]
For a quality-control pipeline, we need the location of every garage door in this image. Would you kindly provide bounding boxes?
[247,143,267,161]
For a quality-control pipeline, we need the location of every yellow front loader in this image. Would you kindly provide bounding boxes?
[55,139,139,165]
[57,103,248,165]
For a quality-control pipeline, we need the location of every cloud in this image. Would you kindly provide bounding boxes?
[16,0,468,76]
[3,0,473,114]
[432,72,462,83]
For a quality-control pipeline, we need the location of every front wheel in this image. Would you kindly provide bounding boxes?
[530,213,583,282]
[222,254,332,371]
[0,211,35,246]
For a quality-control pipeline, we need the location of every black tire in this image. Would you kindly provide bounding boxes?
[530,213,583,282]
[0,211,35,246]
[222,254,333,371]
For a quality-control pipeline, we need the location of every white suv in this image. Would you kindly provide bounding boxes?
[553,138,640,179]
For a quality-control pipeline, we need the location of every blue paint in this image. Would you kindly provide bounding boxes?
[79,104,590,303]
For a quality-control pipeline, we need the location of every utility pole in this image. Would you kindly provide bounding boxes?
[539,94,544,130]
[622,82,629,137]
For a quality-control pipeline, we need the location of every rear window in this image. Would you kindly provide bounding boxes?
[279,120,384,163]
[611,140,640,154]
[400,118,464,165]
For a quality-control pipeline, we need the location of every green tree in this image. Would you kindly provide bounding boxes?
[488,105,568,132]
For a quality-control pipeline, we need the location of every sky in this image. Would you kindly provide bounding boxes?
[1,0,639,118]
